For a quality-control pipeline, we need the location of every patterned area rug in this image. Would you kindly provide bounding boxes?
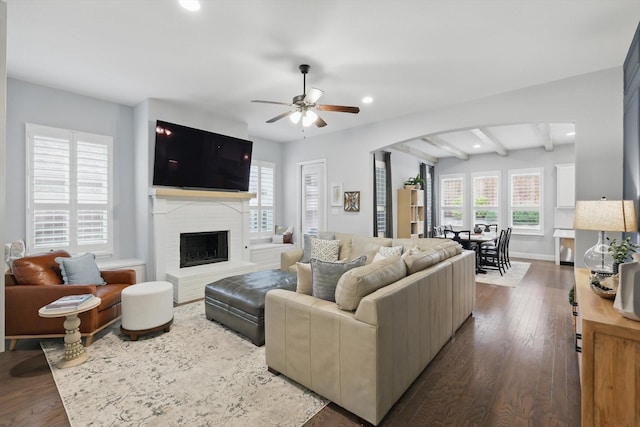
[475,261,531,287]
[41,302,328,426]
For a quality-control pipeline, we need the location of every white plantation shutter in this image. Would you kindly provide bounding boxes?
[509,168,543,234]
[26,124,113,254]
[472,172,500,225]
[375,160,386,236]
[248,160,275,237]
[303,172,319,233]
[439,174,464,227]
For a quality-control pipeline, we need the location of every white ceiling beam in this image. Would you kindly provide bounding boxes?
[421,136,469,160]
[393,143,439,164]
[471,128,508,156]
[533,123,553,151]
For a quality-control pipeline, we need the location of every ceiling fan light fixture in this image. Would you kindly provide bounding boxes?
[302,110,318,127]
[289,111,302,124]
[179,0,201,11]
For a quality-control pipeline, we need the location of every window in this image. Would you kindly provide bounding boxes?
[248,160,275,237]
[26,123,113,255]
[439,174,464,227]
[472,171,500,226]
[374,160,387,236]
[509,168,543,234]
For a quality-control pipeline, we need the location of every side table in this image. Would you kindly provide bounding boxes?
[38,297,101,368]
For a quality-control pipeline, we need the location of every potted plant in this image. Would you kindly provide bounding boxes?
[607,236,640,273]
[404,174,425,190]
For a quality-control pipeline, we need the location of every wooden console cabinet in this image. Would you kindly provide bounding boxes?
[575,268,640,426]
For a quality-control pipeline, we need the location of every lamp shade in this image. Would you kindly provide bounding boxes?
[574,200,637,232]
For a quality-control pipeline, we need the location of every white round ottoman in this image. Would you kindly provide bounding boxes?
[120,281,174,341]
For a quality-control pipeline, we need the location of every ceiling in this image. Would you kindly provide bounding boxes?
[5,1,640,150]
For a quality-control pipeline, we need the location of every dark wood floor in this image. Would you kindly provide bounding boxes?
[1,259,579,427]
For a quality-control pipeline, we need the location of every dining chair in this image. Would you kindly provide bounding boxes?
[503,227,512,268]
[479,229,507,276]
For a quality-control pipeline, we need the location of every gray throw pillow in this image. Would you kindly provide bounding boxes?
[311,255,366,302]
[55,253,106,285]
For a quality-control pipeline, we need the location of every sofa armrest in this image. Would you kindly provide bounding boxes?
[101,269,136,285]
[5,284,99,336]
[280,248,303,272]
[265,289,379,423]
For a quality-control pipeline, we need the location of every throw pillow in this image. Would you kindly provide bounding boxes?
[300,232,336,263]
[402,248,442,275]
[296,262,312,295]
[335,255,407,311]
[310,238,340,262]
[55,253,106,285]
[372,245,404,263]
[311,255,366,302]
[274,225,294,244]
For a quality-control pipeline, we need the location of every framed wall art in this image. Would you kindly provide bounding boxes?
[344,191,360,212]
[330,183,343,206]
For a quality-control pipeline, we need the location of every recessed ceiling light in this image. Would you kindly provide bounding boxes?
[362,96,373,104]
[566,131,576,136]
[179,0,201,11]
[473,144,481,149]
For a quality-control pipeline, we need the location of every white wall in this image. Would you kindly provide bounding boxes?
[281,67,623,265]
[1,0,7,352]
[389,148,423,237]
[5,78,137,260]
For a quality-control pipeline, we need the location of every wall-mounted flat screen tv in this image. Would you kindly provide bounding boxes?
[152,120,253,192]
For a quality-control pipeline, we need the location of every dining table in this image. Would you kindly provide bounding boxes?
[455,231,498,273]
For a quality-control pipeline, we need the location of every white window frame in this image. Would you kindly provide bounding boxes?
[26,123,114,255]
[472,171,500,228]
[439,173,465,228]
[248,160,275,239]
[508,167,544,235]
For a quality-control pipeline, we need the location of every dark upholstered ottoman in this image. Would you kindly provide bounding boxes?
[204,269,296,346]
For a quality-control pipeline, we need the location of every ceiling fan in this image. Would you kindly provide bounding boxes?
[251,64,360,128]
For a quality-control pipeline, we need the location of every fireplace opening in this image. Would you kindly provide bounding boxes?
[180,231,229,268]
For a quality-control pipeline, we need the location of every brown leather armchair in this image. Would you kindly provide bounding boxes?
[5,250,136,350]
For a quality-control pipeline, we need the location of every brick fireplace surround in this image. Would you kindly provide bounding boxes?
[150,188,256,303]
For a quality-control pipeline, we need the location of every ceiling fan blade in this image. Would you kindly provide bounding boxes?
[266,111,294,123]
[314,115,328,128]
[251,100,292,106]
[304,87,324,104]
[317,104,360,114]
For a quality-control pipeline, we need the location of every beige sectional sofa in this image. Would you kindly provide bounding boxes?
[265,233,476,425]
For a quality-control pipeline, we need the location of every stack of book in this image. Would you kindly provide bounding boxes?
[43,294,96,313]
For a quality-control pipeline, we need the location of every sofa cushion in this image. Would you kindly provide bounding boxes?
[393,238,462,260]
[372,245,404,263]
[351,236,393,264]
[311,256,366,302]
[310,238,340,262]
[335,254,406,311]
[296,262,313,295]
[11,250,70,285]
[334,232,355,260]
[402,247,442,275]
[55,253,106,285]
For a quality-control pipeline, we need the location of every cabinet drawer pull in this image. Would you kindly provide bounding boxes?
[575,333,582,353]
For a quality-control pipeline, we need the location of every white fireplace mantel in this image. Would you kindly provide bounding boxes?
[150,188,257,303]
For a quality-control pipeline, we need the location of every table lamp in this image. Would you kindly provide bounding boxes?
[574,198,637,274]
